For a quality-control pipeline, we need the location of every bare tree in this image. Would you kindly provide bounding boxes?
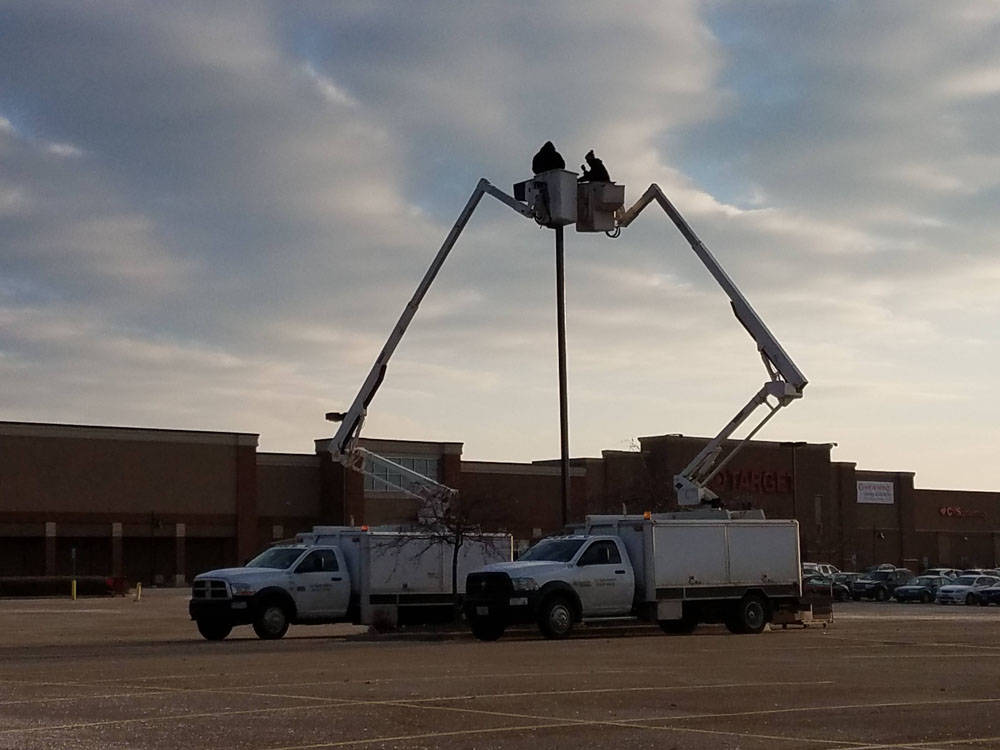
[415,490,509,619]
[373,488,509,623]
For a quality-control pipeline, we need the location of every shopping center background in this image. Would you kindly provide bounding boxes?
[1,420,996,584]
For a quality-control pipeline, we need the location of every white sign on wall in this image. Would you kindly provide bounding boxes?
[857,481,894,505]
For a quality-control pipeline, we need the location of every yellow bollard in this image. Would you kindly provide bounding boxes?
[71,579,77,601]
[134,582,142,602]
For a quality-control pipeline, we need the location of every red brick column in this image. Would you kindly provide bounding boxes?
[45,522,56,575]
[111,522,123,578]
[441,451,462,489]
[344,467,365,526]
[175,523,186,586]
[235,442,259,564]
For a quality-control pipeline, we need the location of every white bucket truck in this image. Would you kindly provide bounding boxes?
[189,526,511,640]
[463,511,801,640]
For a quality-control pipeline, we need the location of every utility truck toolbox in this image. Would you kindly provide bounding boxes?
[464,512,801,641]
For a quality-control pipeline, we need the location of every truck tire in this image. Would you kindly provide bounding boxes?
[725,594,769,634]
[252,601,290,640]
[537,595,574,639]
[470,616,505,642]
[196,619,232,641]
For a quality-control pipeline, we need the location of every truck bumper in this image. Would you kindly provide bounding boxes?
[463,593,538,625]
[189,597,255,625]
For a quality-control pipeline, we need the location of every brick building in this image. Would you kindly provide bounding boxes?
[1,420,998,583]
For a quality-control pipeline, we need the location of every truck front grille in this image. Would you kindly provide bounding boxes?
[192,579,229,600]
[466,572,512,598]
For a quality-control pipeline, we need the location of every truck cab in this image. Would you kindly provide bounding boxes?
[464,535,636,640]
[189,544,352,641]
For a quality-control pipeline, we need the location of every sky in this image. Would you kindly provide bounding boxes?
[1,1,999,490]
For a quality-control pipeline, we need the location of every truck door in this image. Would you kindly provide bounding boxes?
[573,540,635,616]
[290,548,350,619]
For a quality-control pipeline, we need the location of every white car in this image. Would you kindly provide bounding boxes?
[936,575,1000,605]
[803,562,840,578]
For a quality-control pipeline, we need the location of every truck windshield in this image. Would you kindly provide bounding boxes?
[519,539,585,562]
[245,547,304,570]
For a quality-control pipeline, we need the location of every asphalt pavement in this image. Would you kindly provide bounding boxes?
[1,591,999,749]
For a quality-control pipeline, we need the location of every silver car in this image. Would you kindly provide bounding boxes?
[936,575,1000,605]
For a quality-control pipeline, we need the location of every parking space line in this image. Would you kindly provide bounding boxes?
[139,678,836,706]
[6,678,990,748]
[0,689,178,707]
[265,720,591,749]
[844,653,1000,659]
[0,666,640,690]
[613,696,1000,724]
[831,735,1000,749]
[0,703,354,735]
[821,635,1000,652]
[264,698,861,750]
[0,678,833,721]
[0,679,831,735]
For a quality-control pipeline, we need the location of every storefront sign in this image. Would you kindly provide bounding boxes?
[939,506,987,519]
[709,469,792,494]
[857,481,894,505]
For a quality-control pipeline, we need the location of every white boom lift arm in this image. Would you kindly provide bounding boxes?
[614,184,808,506]
[326,176,807,510]
[325,180,537,511]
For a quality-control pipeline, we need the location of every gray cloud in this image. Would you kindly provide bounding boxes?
[1,2,998,489]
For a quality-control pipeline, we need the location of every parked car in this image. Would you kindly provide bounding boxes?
[835,572,862,590]
[922,568,961,579]
[976,584,1000,606]
[851,568,914,601]
[861,563,897,577]
[936,575,1000,605]
[894,575,951,603]
[803,574,851,602]
[803,562,841,578]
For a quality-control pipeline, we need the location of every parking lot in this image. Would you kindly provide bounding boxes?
[2,591,1000,749]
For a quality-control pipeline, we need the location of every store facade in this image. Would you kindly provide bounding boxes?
[1,420,997,583]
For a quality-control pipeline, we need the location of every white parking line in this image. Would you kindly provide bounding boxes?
[831,735,1000,749]
[0,679,833,735]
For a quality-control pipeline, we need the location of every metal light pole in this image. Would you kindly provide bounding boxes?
[554,225,569,527]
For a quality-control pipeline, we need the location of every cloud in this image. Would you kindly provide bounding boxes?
[0,2,999,490]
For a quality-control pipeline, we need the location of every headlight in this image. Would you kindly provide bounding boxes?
[230,581,256,596]
[510,577,538,592]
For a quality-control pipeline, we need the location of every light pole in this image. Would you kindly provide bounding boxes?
[554,225,569,527]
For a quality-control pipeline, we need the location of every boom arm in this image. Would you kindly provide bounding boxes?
[616,184,808,506]
[327,179,534,464]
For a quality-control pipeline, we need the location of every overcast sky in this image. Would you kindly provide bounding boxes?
[2,2,999,490]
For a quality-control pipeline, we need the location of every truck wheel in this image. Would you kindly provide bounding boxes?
[726,594,769,634]
[470,616,505,642]
[253,602,290,640]
[537,596,574,639]
[196,619,232,641]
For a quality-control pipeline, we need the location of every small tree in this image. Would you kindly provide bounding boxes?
[413,488,508,620]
